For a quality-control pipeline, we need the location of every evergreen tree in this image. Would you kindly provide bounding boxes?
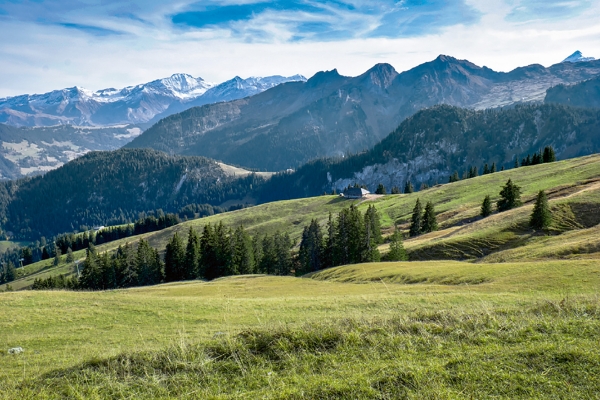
[41,247,50,260]
[404,181,414,194]
[259,234,277,275]
[409,199,423,237]
[346,205,365,264]
[497,179,522,212]
[164,232,186,282]
[4,262,16,283]
[449,171,460,183]
[66,247,74,263]
[135,239,163,286]
[514,158,520,168]
[334,208,351,266]
[490,162,497,173]
[185,227,201,279]
[22,248,33,266]
[362,206,381,263]
[481,195,493,217]
[79,247,102,290]
[299,219,324,274]
[252,234,263,271]
[200,224,219,280]
[421,201,438,233]
[232,225,254,275]
[323,212,336,269]
[375,184,387,195]
[483,163,490,174]
[530,190,552,231]
[386,226,407,261]
[391,186,401,194]
[543,146,556,163]
[273,232,293,276]
[53,248,62,266]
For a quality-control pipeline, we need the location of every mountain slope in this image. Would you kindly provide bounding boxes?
[0,123,149,179]
[256,103,600,201]
[1,148,266,238]
[0,74,305,127]
[545,74,600,108]
[127,56,600,170]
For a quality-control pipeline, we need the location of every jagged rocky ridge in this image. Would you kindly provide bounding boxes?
[127,55,600,171]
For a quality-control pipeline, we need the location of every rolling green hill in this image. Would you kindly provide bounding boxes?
[5,152,600,292]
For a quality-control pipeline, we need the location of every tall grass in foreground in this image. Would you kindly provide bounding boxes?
[8,297,600,399]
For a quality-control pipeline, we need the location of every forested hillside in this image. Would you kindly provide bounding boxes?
[257,103,600,201]
[0,149,265,239]
[545,74,600,108]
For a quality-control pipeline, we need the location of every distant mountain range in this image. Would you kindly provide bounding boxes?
[0,73,306,127]
[127,53,600,171]
[562,50,596,63]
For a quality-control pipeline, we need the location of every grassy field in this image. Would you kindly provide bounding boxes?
[6,153,600,292]
[1,155,600,397]
[1,260,599,398]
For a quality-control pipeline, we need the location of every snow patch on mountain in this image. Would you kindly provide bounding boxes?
[562,51,595,63]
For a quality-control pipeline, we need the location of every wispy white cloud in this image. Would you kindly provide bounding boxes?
[0,0,599,97]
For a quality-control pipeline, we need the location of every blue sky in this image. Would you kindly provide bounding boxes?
[0,0,599,96]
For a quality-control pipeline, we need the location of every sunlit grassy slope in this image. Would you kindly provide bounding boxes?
[5,153,600,292]
[1,260,599,398]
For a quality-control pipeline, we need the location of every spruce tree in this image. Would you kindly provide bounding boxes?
[347,205,365,264]
[299,219,324,274]
[391,186,401,194]
[530,190,552,231]
[4,262,16,283]
[66,247,74,263]
[164,232,185,282]
[514,158,520,168]
[375,184,387,195]
[232,225,254,275]
[323,212,336,269]
[481,195,493,217]
[404,181,414,194]
[409,199,423,237]
[386,226,407,261]
[543,146,556,163]
[421,201,438,233]
[42,247,50,260]
[449,172,460,183]
[53,248,62,266]
[497,179,522,212]
[483,163,490,174]
[185,227,201,279]
[490,163,497,173]
[362,206,381,263]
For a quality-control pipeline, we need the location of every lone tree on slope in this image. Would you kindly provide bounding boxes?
[409,199,423,237]
[481,195,493,217]
[421,201,438,233]
[530,190,552,232]
[497,179,522,212]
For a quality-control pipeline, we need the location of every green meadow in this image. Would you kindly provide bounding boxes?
[2,154,600,398]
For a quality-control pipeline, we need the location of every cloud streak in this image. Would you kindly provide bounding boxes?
[0,0,598,97]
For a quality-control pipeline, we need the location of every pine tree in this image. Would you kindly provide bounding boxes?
[386,226,407,261]
[164,232,185,282]
[404,181,414,194]
[481,195,493,217]
[449,172,460,183]
[66,247,74,263]
[323,212,336,269]
[53,248,62,266]
[232,225,254,275]
[483,163,490,174]
[200,224,219,280]
[391,186,401,194]
[530,190,552,231]
[273,232,293,276]
[299,219,324,274]
[80,248,102,290]
[497,179,522,212]
[4,262,16,283]
[375,183,387,195]
[421,201,438,233]
[362,206,381,262]
[409,199,423,237]
[41,247,50,260]
[259,234,277,275]
[490,162,497,173]
[543,146,556,163]
[135,239,163,286]
[347,205,365,264]
[185,227,201,279]
[514,158,520,168]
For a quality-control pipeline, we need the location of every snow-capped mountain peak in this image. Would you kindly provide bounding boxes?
[0,73,305,127]
[562,50,596,63]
